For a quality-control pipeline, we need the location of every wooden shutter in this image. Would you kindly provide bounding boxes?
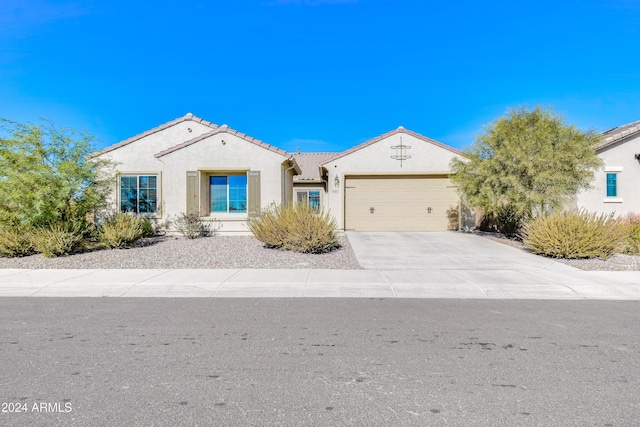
[186,171,198,214]
[247,170,261,217]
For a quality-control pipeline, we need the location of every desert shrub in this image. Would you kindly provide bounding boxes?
[173,212,212,239]
[141,218,155,237]
[99,212,146,249]
[522,209,625,259]
[620,213,640,255]
[0,225,35,257]
[446,206,459,231]
[31,224,84,257]
[494,204,523,238]
[248,203,340,254]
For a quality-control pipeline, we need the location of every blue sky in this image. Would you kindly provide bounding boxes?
[1,0,639,153]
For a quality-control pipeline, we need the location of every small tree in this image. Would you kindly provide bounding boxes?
[450,107,602,224]
[0,119,113,228]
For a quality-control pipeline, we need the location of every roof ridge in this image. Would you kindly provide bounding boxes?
[597,119,640,151]
[92,113,218,156]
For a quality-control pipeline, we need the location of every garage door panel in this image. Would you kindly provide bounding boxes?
[345,176,458,231]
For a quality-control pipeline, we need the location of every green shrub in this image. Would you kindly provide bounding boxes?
[620,213,640,255]
[173,212,212,239]
[99,213,146,249]
[31,224,84,257]
[142,218,155,237]
[522,209,625,259]
[248,203,340,254]
[494,204,523,238]
[0,225,35,257]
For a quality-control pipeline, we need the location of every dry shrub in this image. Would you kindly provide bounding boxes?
[0,225,35,257]
[99,212,146,249]
[31,224,84,257]
[446,205,459,231]
[248,203,340,254]
[620,212,640,255]
[522,209,625,259]
[173,212,212,239]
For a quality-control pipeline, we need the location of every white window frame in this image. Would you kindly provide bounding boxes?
[603,166,623,203]
[295,188,322,211]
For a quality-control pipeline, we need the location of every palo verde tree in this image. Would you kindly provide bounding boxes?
[0,118,113,228]
[450,107,603,229]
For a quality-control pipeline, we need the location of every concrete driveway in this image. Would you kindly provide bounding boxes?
[346,231,576,271]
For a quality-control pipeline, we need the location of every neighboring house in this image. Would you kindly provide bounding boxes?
[576,120,640,217]
[93,114,469,233]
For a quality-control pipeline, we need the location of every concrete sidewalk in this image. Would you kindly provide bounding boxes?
[0,268,639,299]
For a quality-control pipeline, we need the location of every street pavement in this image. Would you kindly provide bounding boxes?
[1,298,639,426]
[0,232,638,299]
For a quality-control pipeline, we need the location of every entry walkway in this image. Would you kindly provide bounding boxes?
[0,268,638,299]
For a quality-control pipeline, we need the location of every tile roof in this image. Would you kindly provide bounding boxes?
[291,152,340,182]
[320,126,463,165]
[154,124,291,158]
[92,113,218,157]
[597,120,640,151]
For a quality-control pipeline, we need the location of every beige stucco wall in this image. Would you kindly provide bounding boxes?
[94,122,290,234]
[576,135,640,217]
[322,131,466,229]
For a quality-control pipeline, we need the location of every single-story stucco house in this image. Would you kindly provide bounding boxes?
[576,120,640,217]
[92,113,470,233]
[93,113,638,234]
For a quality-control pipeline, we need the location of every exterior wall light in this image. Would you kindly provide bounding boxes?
[334,175,340,187]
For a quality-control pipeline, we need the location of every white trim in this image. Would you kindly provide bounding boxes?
[603,198,623,203]
[604,166,623,172]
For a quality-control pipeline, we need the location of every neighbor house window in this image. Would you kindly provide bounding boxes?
[606,173,617,197]
[296,190,321,210]
[211,175,247,213]
[120,175,158,214]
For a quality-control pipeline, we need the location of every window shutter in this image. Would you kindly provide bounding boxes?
[186,171,198,214]
[248,170,261,217]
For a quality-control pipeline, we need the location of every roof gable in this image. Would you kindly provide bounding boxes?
[321,126,462,165]
[92,113,218,157]
[154,124,290,158]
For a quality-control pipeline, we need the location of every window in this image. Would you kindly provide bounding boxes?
[296,190,321,210]
[606,173,617,197]
[120,175,158,214]
[211,175,247,213]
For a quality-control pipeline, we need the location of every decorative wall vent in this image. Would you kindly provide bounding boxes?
[391,136,411,167]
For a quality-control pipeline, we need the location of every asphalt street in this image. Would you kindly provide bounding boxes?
[1,298,638,426]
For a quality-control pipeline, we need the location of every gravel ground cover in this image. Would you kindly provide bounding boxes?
[477,231,640,271]
[0,235,362,270]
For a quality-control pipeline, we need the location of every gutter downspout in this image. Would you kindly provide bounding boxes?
[282,159,296,205]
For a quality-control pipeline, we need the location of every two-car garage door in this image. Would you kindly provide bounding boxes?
[344,175,459,231]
